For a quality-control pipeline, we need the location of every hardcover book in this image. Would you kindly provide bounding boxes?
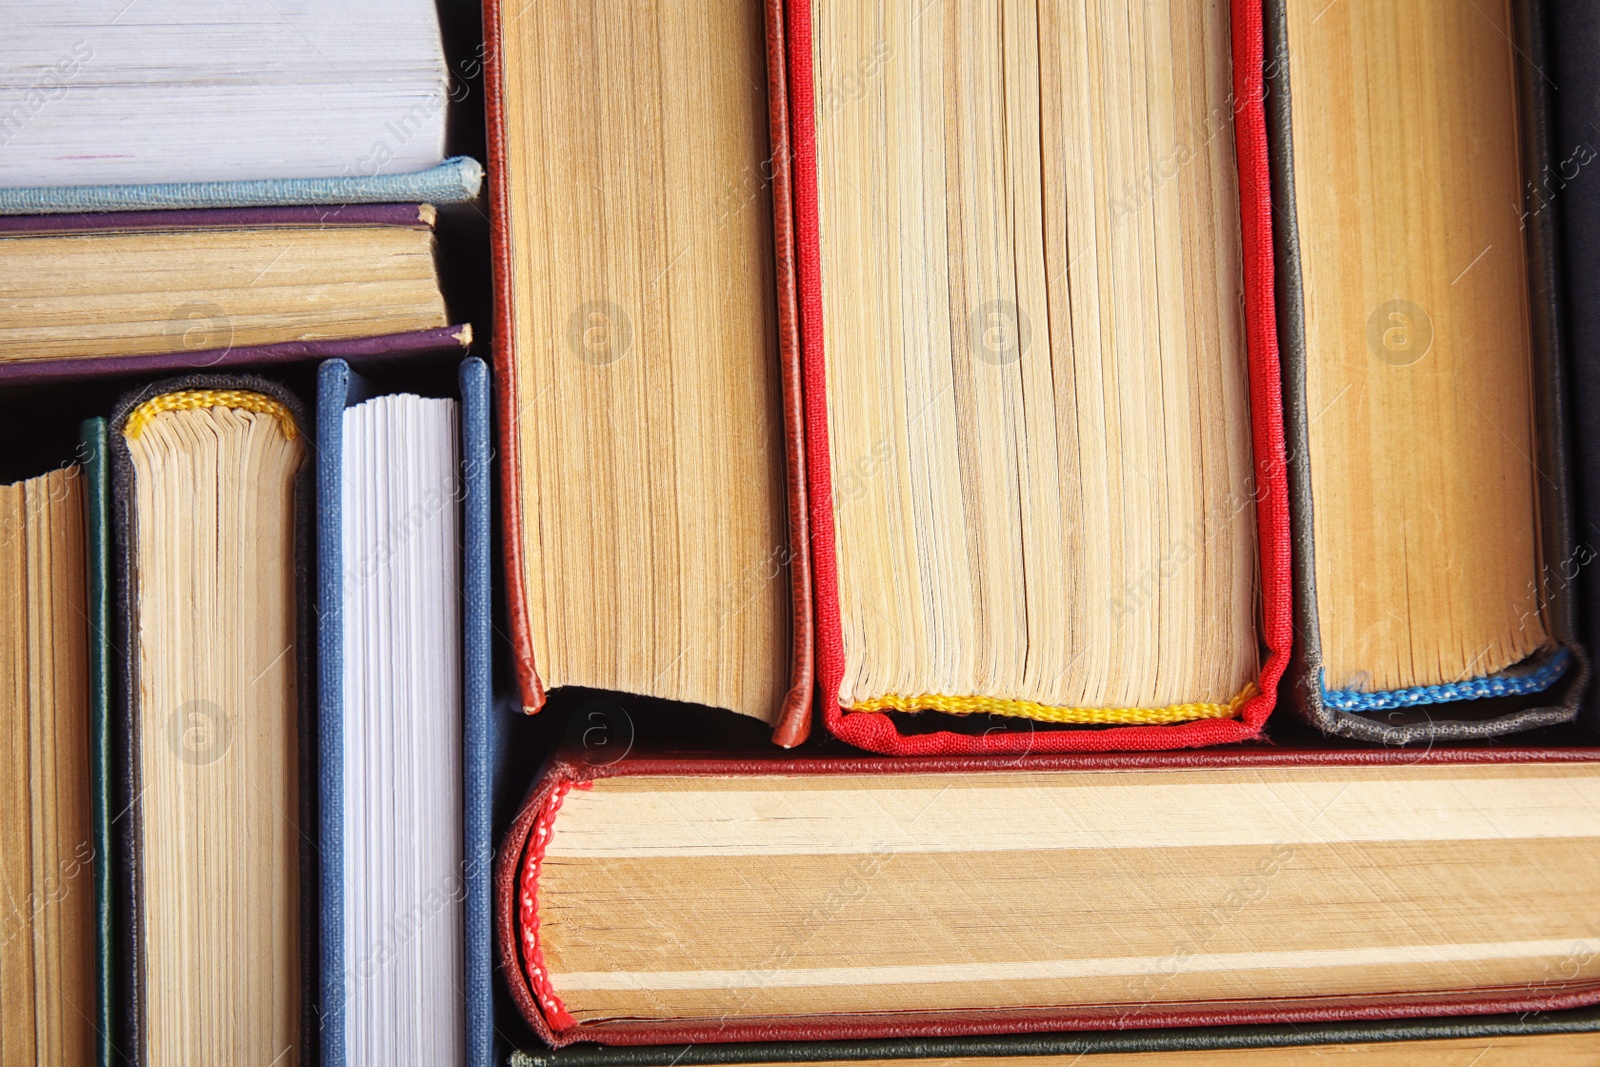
[483,0,1288,754]
[316,357,496,1067]
[0,420,109,1067]
[1266,0,1588,739]
[790,0,1288,753]
[496,746,1600,1047]
[484,0,814,745]
[112,377,313,1066]
[0,205,471,384]
[3,0,459,190]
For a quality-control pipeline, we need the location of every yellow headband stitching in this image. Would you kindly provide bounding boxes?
[847,681,1259,725]
[124,390,298,441]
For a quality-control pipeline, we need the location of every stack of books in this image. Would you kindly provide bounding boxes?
[3,1,1599,1066]
[2,2,487,1066]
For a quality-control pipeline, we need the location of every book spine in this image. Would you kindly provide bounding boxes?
[0,202,437,235]
[460,357,498,1067]
[762,0,816,749]
[79,417,114,1067]
[315,360,352,1067]
[0,324,473,387]
[0,156,484,216]
[480,0,546,716]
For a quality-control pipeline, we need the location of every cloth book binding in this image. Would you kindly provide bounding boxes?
[1266,0,1590,741]
[109,374,316,1067]
[509,1004,1600,1066]
[481,0,1290,755]
[0,156,483,216]
[316,356,496,1067]
[495,745,1600,1048]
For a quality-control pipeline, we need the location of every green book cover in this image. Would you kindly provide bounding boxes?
[80,416,113,1067]
[510,1008,1600,1067]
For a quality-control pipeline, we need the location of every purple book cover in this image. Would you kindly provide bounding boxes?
[0,203,468,384]
[0,202,435,235]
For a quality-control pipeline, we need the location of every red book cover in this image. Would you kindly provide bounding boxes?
[787,0,1292,755]
[495,744,1600,1048]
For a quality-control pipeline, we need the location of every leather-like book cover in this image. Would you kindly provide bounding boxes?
[315,356,497,1067]
[481,0,816,746]
[1550,0,1600,734]
[509,1005,1600,1066]
[459,357,500,1067]
[0,203,472,387]
[785,0,1291,755]
[1266,0,1590,742]
[80,417,114,1067]
[495,745,1600,1048]
[110,375,316,1067]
